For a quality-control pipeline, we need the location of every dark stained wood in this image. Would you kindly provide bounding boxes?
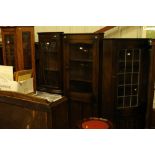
[151,109,155,128]
[36,32,64,94]
[100,39,154,128]
[149,39,155,128]
[0,43,3,64]
[94,26,116,33]
[0,90,68,129]
[63,33,104,128]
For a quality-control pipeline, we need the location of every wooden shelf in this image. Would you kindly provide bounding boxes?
[70,59,92,62]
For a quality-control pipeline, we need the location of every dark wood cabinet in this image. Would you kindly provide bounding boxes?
[63,33,103,128]
[1,26,36,90]
[0,43,3,65]
[100,39,154,128]
[0,91,68,129]
[36,32,63,94]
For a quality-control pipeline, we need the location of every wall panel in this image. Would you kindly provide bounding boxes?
[104,26,144,38]
[34,26,103,41]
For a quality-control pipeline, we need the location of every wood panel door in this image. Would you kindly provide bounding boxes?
[101,39,154,129]
[63,33,103,128]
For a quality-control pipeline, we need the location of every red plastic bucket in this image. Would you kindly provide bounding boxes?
[80,117,112,129]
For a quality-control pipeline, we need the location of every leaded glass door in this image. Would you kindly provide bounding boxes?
[101,39,153,129]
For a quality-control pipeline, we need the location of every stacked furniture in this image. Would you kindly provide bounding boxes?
[101,39,154,128]
[0,28,154,128]
[36,33,154,128]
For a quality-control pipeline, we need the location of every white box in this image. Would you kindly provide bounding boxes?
[0,78,34,94]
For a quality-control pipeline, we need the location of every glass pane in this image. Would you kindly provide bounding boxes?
[41,40,57,53]
[118,86,124,96]
[133,62,140,72]
[70,81,92,93]
[38,38,61,91]
[43,53,59,71]
[117,97,124,108]
[132,85,138,95]
[118,49,125,60]
[132,73,138,84]
[42,70,60,88]
[70,61,92,81]
[118,62,125,73]
[5,34,15,67]
[22,32,32,69]
[125,86,132,96]
[126,62,132,72]
[125,73,132,84]
[126,49,133,61]
[131,96,138,106]
[70,43,93,60]
[118,74,124,85]
[134,49,140,60]
[116,48,141,109]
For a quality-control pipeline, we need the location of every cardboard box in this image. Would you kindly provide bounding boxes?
[0,78,34,94]
[0,66,34,94]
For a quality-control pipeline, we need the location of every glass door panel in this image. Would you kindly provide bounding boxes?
[70,43,93,60]
[22,32,32,69]
[69,43,93,93]
[4,34,15,67]
[40,39,60,89]
[70,61,92,81]
[117,48,141,109]
[70,81,92,92]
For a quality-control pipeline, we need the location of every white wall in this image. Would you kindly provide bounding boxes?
[34,26,103,42]
[104,26,145,38]
[0,26,148,42]
[0,26,103,42]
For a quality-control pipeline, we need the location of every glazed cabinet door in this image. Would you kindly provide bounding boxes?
[1,30,17,70]
[0,44,3,65]
[63,34,103,128]
[21,31,33,69]
[37,32,63,94]
[1,27,35,72]
[101,39,154,128]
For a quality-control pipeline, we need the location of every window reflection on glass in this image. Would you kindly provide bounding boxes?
[41,41,57,52]
[70,43,93,60]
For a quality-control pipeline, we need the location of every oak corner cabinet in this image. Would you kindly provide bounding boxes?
[63,33,104,128]
[0,90,68,129]
[1,26,36,90]
[36,32,64,94]
[1,26,35,71]
[100,38,154,129]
